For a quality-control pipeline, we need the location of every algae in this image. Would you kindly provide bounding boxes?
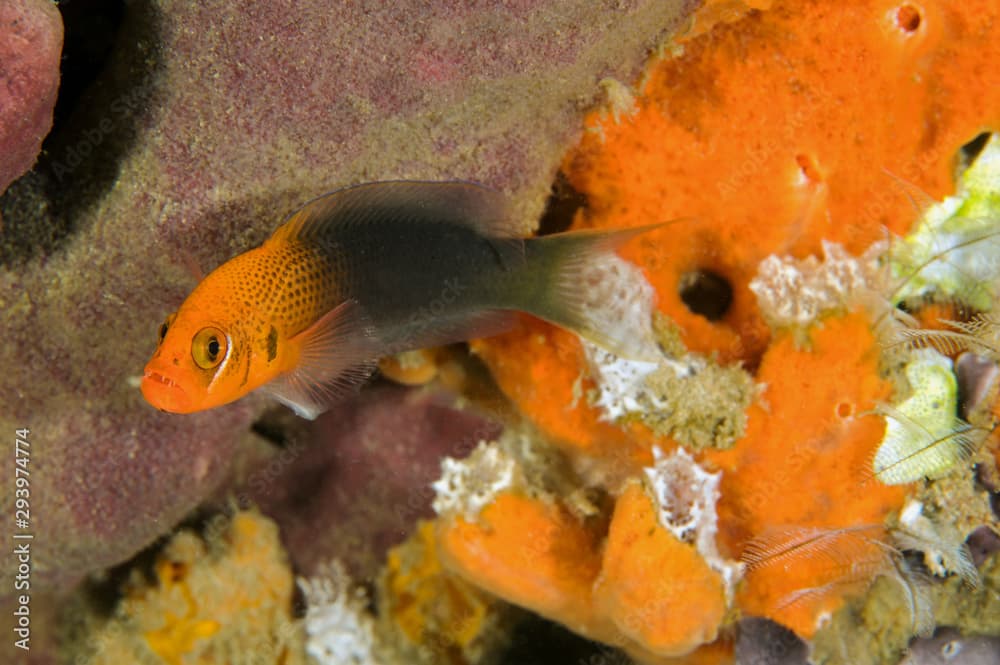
[811,552,1000,665]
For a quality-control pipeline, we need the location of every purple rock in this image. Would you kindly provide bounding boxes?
[735,618,809,665]
[248,383,503,582]
[899,628,1000,665]
[0,0,62,196]
[967,527,1000,568]
[956,352,999,421]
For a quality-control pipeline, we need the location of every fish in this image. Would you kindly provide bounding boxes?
[141,180,661,418]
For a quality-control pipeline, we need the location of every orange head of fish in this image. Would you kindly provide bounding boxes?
[141,304,237,413]
[140,254,290,413]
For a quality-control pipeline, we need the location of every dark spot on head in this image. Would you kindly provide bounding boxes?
[239,349,251,388]
[266,325,278,362]
[172,358,180,366]
[679,269,733,321]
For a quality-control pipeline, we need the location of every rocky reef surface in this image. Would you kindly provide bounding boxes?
[0,0,62,196]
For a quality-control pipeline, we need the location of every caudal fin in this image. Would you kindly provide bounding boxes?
[520,222,678,361]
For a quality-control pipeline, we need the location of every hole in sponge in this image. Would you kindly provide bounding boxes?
[679,269,733,321]
[795,153,823,184]
[895,4,921,32]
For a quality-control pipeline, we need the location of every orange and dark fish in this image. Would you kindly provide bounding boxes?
[141,181,658,418]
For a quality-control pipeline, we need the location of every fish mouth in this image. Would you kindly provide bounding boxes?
[143,370,179,389]
[140,367,191,412]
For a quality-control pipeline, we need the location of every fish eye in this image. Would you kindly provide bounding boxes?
[192,327,228,369]
[158,313,177,345]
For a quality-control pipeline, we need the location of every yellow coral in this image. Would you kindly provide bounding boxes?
[381,521,512,664]
[84,510,305,665]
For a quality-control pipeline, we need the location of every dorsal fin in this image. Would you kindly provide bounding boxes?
[269,180,521,246]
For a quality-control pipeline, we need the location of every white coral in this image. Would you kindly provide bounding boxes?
[749,240,879,329]
[431,441,517,521]
[579,255,699,421]
[299,561,382,665]
[643,447,743,599]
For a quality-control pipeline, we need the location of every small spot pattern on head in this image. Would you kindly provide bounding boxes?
[203,240,342,343]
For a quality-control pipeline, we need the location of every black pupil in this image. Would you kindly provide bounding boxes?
[207,338,220,359]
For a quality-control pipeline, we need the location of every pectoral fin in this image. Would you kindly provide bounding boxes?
[262,300,380,419]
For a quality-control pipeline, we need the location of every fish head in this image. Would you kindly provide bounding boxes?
[141,303,243,413]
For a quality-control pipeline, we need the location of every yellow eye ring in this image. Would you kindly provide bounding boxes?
[192,327,228,369]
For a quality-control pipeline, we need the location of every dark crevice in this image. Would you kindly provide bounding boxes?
[51,0,127,136]
[498,615,630,665]
[895,4,921,33]
[960,131,992,166]
[250,406,309,449]
[537,171,587,236]
[0,2,163,266]
[679,269,733,321]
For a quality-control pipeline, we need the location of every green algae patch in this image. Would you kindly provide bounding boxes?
[873,348,971,484]
[625,358,754,450]
[811,545,1000,665]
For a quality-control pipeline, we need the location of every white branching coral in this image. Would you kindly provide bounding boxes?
[643,447,742,597]
[578,252,663,363]
[431,440,517,521]
[749,240,881,329]
[298,561,383,665]
[585,345,671,420]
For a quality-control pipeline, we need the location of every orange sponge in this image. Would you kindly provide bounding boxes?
[707,313,908,636]
[477,0,1000,453]
[593,482,727,657]
[436,491,606,634]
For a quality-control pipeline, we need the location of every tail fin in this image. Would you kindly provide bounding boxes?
[519,222,677,361]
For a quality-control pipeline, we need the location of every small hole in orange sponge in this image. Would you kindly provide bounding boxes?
[835,402,854,419]
[895,5,921,32]
[795,153,823,184]
[679,269,733,321]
